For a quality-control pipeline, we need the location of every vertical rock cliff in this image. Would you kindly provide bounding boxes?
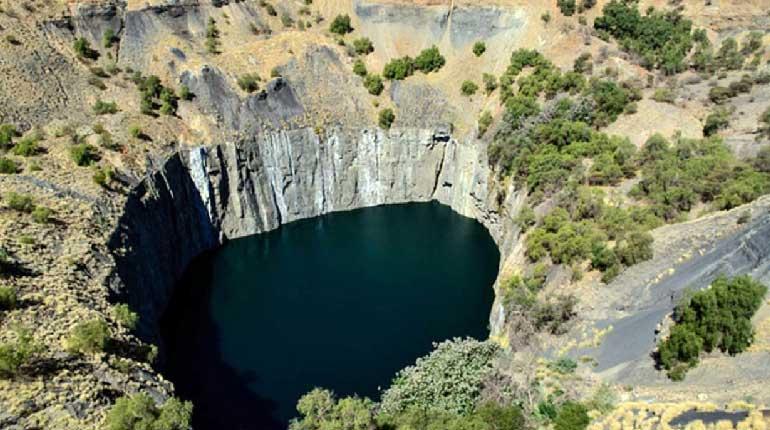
[109,127,523,340]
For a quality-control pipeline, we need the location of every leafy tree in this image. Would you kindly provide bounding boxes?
[557,0,576,16]
[616,230,653,266]
[105,393,192,430]
[364,74,384,95]
[352,37,374,55]
[329,14,353,35]
[554,401,590,430]
[460,80,478,96]
[414,46,446,73]
[0,328,41,379]
[73,37,98,59]
[113,304,139,331]
[352,59,367,77]
[573,52,592,74]
[716,37,743,70]
[382,57,415,80]
[472,41,486,57]
[378,108,395,129]
[289,389,374,430]
[482,73,498,94]
[379,338,500,415]
[66,318,110,355]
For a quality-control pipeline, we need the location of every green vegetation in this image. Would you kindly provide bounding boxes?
[478,111,493,137]
[353,59,367,77]
[113,303,139,331]
[178,84,192,101]
[93,99,118,115]
[237,73,261,93]
[0,328,41,379]
[378,108,395,129]
[554,401,590,430]
[460,80,478,96]
[594,1,694,74]
[205,18,220,54]
[557,0,576,16]
[0,157,18,174]
[380,338,500,415]
[573,53,592,74]
[0,124,18,149]
[382,46,445,80]
[329,14,353,35]
[289,389,375,430]
[73,37,98,59]
[103,28,117,48]
[105,393,192,430]
[5,192,34,213]
[703,108,730,136]
[482,72,498,95]
[760,106,770,140]
[11,136,38,157]
[652,87,676,104]
[472,41,486,57]
[66,318,110,355]
[658,275,767,380]
[353,37,374,55]
[501,271,577,334]
[0,286,17,311]
[32,206,52,224]
[364,74,384,96]
[70,143,99,166]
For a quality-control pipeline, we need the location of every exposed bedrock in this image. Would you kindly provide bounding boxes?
[108,127,523,341]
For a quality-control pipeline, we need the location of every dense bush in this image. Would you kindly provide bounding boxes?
[66,318,110,355]
[0,328,41,379]
[237,73,261,93]
[382,57,415,80]
[413,45,446,73]
[353,37,374,55]
[0,286,17,310]
[482,73,498,94]
[352,59,367,77]
[70,144,99,166]
[329,14,353,35]
[460,80,478,96]
[93,99,118,115]
[105,393,192,430]
[379,338,500,415]
[478,111,493,137]
[73,37,98,59]
[32,206,52,224]
[760,107,770,139]
[0,157,19,174]
[658,275,767,380]
[378,108,395,129]
[5,192,34,213]
[364,74,384,95]
[557,0,576,16]
[554,401,590,430]
[472,41,486,57]
[703,108,730,136]
[0,124,18,149]
[290,389,374,430]
[594,1,693,74]
[113,304,139,331]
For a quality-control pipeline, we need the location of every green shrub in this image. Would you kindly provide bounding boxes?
[378,108,395,129]
[73,37,97,59]
[0,286,17,310]
[5,192,34,213]
[554,401,590,430]
[205,18,220,54]
[472,41,486,57]
[129,125,142,139]
[11,136,39,157]
[413,46,445,73]
[652,87,676,104]
[709,86,735,104]
[113,303,139,331]
[460,80,478,96]
[482,73,498,94]
[363,73,383,96]
[760,106,770,139]
[352,59,367,77]
[379,338,500,415]
[105,393,192,430]
[478,111,493,137]
[0,124,18,149]
[703,108,730,136]
[31,206,52,224]
[0,328,41,379]
[382,57,415,80]
[557,0,576,16]
[716,37,743,70]
[352,37,374,55]
[329,14,352,35]
[66,318,110,355]
[290,389,374,430]
[178,84,192,101]
[0,157,19,174]
[658,275,767,379]
[70,144,99,166]
[102,28,117,48]
[237,73,261,93]
[93,99,118,115]
[280,12,294,27]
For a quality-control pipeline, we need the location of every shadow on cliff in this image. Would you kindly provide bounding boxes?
[160,250,285,430]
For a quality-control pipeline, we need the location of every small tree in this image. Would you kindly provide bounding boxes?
[0,328,41,379]
[378,108,395,129]
[363,74,383,96]
[329,14,353,35]
[67,318,109,355]
[113,304,139,331]
[414,46,445,73]
[557,0,577,16]
[352,37,374,55]
[352,59,367,77]
[105,393,192,430]
[482,73,498,94]
[461,80,478,96]
[472,41,486,57]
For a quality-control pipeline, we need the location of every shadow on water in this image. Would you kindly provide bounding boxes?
[160,250,284,430]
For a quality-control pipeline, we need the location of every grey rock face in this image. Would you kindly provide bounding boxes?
[109,127,521,341]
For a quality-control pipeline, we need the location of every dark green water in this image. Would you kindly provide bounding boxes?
[161,202,499,429]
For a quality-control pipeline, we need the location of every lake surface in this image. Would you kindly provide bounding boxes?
[160,202,499,429]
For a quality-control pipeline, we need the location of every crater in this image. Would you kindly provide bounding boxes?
[160,202,499,428]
